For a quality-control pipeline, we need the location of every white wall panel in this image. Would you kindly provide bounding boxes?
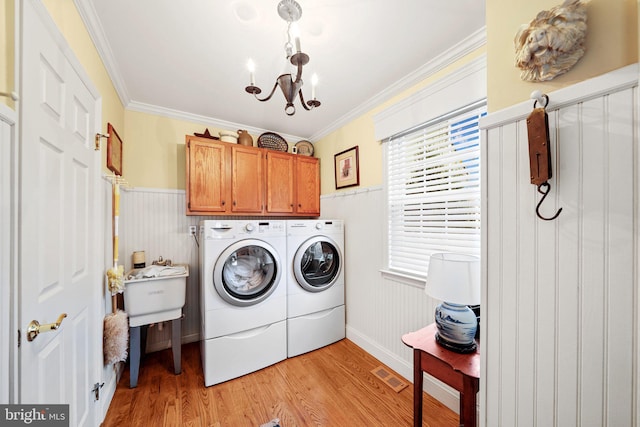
[481,65,638,427]
[118,188,207,352]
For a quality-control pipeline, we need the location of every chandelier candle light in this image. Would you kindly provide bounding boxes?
[245,0,320,116]
[424,253,480,353]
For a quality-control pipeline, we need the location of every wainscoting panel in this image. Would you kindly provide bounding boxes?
[119,188,206,352]
[481,64,638,427]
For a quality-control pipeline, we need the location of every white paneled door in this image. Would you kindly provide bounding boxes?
[19,2,102,426]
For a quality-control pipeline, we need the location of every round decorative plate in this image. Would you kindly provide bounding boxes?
[257,132,288,152]
[295,140,314,156]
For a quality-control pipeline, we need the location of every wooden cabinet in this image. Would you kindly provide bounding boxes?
[294,155,320,215]
[266,151,295,214]
[186,137,229,214]
[231,145,264,213]
[185,135,320,217]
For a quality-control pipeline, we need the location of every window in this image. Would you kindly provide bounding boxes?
[386,103,486,279]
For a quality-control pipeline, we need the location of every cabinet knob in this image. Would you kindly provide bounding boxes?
[221,201,225,206]
[298,204,302,208]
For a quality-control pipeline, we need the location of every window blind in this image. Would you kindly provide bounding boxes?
[386,104,486,278]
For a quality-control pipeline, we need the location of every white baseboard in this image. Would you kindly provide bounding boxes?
[346,325,460,415]
[100,364,121,422]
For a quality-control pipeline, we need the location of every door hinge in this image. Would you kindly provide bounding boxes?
[92,382,104,401]
[188,201,191,209]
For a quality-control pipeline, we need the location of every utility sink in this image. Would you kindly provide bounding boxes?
[124,264,189,327]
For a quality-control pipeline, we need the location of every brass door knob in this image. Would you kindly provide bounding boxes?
[26,313,67,342]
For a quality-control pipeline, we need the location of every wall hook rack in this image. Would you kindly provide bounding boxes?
[527,91,562,221]
[104,174,128,186]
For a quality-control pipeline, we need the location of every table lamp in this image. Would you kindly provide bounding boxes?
[425,253,480,353]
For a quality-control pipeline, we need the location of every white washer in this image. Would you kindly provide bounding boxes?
[286,219,345,357]
[199,220,287,386]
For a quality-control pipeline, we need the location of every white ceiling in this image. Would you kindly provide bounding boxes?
[76,0,486,142]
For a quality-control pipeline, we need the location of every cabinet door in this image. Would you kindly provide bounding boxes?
[186,137,229,214]
[231,145,264,213]
[295,156,320,216]
[266,151,295,214]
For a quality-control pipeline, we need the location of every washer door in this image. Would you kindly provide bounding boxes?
[293,236,342,292]
[213,239,282,307]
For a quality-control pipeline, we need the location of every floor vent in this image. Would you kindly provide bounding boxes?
[370,365,408,393]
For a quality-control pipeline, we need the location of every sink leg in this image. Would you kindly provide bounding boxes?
[141,324,148,357]
[172,318,181,375]
[129,326,141,388]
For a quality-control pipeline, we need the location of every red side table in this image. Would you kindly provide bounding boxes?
[402,323,480,427]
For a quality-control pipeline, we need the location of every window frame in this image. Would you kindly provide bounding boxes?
[375,56,487,287]
[383,102,485,285]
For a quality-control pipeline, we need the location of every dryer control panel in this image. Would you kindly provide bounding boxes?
[237,221,285,237]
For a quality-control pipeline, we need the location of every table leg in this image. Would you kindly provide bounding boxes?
[461,376,478,427]
[413,348,422,427]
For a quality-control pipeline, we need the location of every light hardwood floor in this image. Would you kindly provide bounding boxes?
[102,339,459,426]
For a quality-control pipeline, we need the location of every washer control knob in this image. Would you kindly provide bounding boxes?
[245,223,255,233]
[315,222,323,230]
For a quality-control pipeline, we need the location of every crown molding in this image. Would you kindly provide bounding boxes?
[127,101,306,143]
[74,0,130,107]
[309,26,487,141]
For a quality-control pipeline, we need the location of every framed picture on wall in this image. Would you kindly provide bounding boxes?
[334,146,360,189]
[106,122,123,176]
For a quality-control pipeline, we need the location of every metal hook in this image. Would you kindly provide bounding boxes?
[536,182,562,221]
[532,93,549,109]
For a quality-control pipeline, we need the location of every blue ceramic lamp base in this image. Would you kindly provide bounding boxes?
[434,301,478,354]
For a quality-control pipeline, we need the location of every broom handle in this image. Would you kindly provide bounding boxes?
[113,182,119,267]
[111,181,120,315]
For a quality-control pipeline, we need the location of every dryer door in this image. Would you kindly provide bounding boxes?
[293,236,342,292]
[213,239,282,307]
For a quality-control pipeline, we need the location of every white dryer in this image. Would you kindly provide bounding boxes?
[286,219,345,357]
[199,220,287,386]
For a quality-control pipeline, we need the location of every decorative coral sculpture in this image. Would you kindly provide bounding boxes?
[514,0,587,82]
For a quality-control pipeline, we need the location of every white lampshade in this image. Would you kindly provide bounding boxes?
[425,253,480,305]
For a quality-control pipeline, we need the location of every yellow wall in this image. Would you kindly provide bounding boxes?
[43,0,125,175]
[488,0,638,112]
[0,1,15,110]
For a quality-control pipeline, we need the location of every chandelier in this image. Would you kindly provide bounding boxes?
[245,0,321,116]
